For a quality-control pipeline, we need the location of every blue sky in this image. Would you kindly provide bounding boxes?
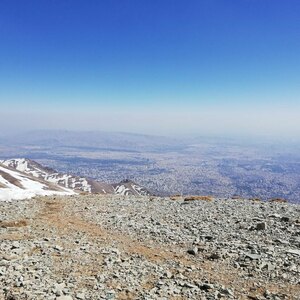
[0,0,299,137]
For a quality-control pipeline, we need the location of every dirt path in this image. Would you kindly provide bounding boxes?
[29,197,300,300]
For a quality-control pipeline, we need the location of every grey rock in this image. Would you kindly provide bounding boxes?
[256,222,267,230]
[281,216,290,222]
[200,283,214,291]
[56,296,73,300]
[75,293,85,299]
[187,247,198,256]
[164,271,172,279]
[11,241,20,249]
[245,253,261,260]
[54,245,63,251]
[220,288,234,296]
[184,282,198,289]
[208,253,221,260]
[286,249,300,256]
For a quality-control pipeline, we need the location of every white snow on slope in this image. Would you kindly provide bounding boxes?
[132,184,149,196]
[0,164,75,201]
[2,158,151,196]
[114,185,131,195]
[1,158,92,192]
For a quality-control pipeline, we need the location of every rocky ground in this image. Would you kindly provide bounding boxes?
[0,195,300,300]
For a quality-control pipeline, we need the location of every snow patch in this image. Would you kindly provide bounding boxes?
[0,165,74,201]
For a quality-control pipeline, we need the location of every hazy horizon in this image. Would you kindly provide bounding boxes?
[1,1,299,138]
[1,128,300,146]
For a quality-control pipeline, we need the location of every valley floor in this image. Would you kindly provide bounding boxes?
[0,195,300,299]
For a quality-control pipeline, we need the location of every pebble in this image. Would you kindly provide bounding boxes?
[56,296,73,300]
[256,222,267,230]
[187,247,198,256]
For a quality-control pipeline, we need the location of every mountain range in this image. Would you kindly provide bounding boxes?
[0,158,151,201]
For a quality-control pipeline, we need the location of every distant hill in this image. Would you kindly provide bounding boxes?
[0,130,184,152]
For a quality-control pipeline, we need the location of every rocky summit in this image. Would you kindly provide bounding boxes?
[0,195,300,300]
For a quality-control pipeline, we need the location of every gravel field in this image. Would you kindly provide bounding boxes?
[0,195,300,299]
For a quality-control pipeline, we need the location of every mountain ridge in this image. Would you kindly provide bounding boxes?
[0,158,151,200]
[0,163,74,201]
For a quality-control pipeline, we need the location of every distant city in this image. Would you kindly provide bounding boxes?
[1,130,299,203]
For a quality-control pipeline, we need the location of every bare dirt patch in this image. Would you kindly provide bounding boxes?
[184,195,213,201]
[0,219,29,228]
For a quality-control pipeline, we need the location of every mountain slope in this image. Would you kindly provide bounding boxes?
[113,179,151,196]
[0,163,74,201]
[1,158,99,193]
[1,158,151,196]
[1,195,299,299]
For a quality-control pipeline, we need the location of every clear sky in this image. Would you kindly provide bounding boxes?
[0,0,299,137]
